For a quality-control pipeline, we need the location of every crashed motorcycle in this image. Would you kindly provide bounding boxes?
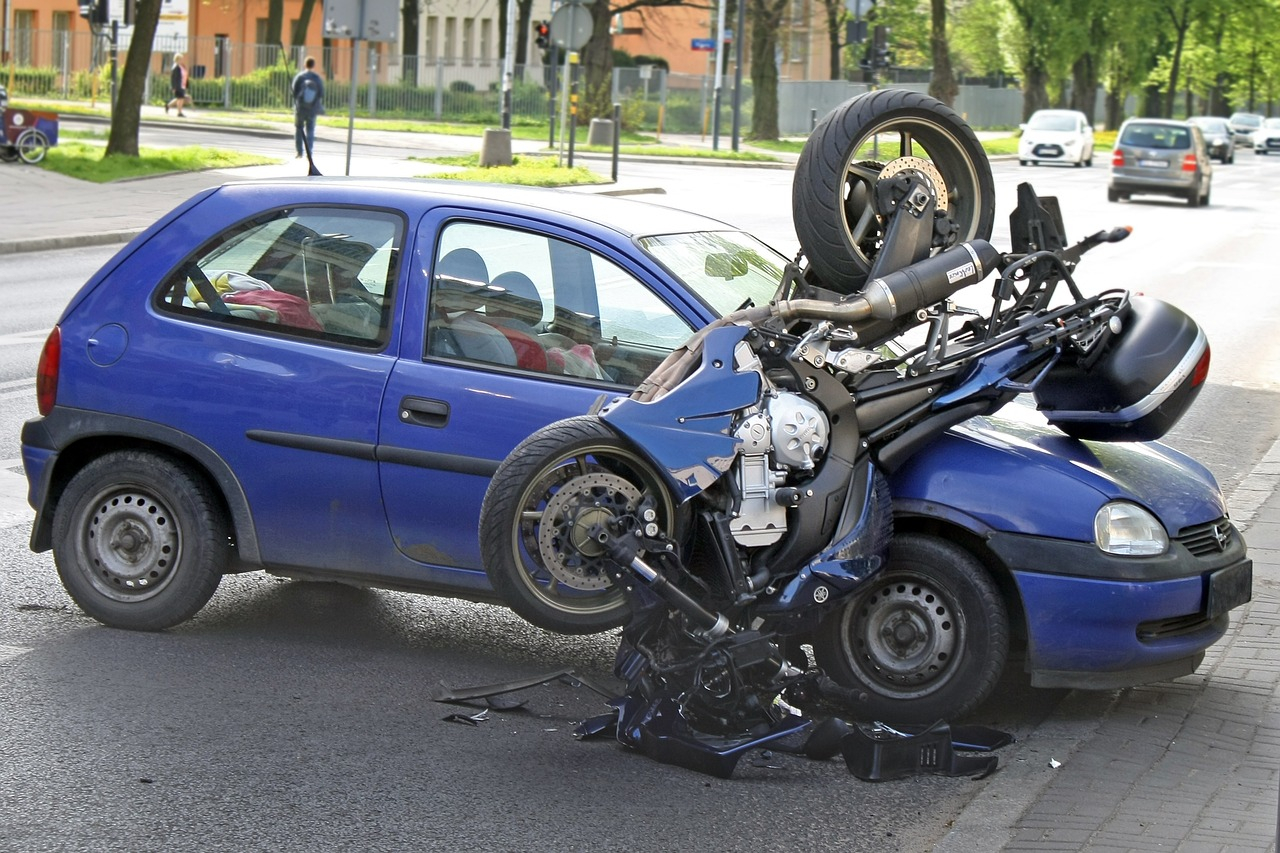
[477,91,1210,777]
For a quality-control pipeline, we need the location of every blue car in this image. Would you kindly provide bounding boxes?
[21,180,1250,722]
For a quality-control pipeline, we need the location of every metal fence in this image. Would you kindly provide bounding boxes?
[3,27,1075,135]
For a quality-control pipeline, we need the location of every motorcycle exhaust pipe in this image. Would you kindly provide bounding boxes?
[778,239,1001,325]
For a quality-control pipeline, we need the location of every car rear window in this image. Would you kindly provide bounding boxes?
[1119,124,1191,150]
[155,206,405,347]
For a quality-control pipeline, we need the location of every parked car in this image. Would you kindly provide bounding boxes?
[1251,117,1280,154]
[1187,116,1235,163]
[1109,118,1213,206]
[1018,109,1094,167]
[1228,112,1263,147]
[22,180,1250,719]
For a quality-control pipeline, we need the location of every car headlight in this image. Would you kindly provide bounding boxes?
[1094,502,1169,556]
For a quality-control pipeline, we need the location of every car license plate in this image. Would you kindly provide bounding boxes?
[1138,159,1169,168]
[1206,561,1252,619]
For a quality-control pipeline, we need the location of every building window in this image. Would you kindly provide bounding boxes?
[462,18,474,65]
[53,11,71,70]
[425,16,438,62]
[479,19,491,66]
[445,17,457,62]
[15,10,33,66]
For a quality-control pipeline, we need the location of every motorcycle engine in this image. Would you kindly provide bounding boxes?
[729,391,829,547]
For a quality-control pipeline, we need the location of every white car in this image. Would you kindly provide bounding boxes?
[1252,117,1280,155]
[1019,109,1095,167]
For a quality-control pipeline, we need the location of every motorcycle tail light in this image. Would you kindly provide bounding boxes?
[36,325,60,416]
[1095,502,1168,556]
[1112,149,1125,167]
[1192,345,1211,386]
[1181,154,1197,171]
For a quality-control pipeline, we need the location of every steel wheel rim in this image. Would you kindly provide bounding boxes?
[838,115,987,271]
[840,571,962,698]
[79,486,182,603]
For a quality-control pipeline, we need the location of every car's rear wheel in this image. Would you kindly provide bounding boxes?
[1187,184,1202,207]
[52,450,228,630]
[479,415,678,634]
[1107,187,1121,203]
[812,533,1009,723]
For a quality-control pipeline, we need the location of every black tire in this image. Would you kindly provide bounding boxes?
[1084,155,1093,167]
[812,533,1009,723]
[1107,187,1120,203]
[52,450,229,631]
[793,90,995,294]
[1187,184,1202,207]
[1018,159,1028,166]
[479,415,677,634]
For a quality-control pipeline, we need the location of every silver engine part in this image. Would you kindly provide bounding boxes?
[729,393,830,548]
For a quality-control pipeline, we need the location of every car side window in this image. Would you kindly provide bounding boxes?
[156,206,404,346]
[426,220,694,386]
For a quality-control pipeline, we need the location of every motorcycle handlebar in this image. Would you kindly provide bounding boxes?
[776,240,1001,325]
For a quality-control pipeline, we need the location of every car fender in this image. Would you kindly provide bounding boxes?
[22,406,262,565]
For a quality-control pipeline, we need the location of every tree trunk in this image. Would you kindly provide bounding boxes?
[1022,65,1049,119]
[1070,53,1096,123]
[293,0,318,47]
[516,0,535,67]
[399,0,418,84]
[927,0,957,106]
[1105,87,1123,130]
[105,0,162,157]
[748,0,787,140]
[266,0,284,56]
[579,0,615,120]
[824,0,842,80]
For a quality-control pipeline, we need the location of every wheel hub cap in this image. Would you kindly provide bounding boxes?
[87,491,179,595]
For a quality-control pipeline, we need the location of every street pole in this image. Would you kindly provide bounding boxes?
[500,0,515,129]
[711,0,727,151]
[730,0,745,151]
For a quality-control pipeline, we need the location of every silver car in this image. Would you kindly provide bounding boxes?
[1228,112,1263,147]
[1108,118,1212,207]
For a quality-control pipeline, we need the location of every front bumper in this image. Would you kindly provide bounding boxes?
[987,527,1251,689]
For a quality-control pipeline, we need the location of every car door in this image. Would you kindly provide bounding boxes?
[377,208,701,578]
[146,204,407,572]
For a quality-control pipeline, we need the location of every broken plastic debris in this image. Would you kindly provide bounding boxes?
[1049,758,1061,769]
[443,709,490,726]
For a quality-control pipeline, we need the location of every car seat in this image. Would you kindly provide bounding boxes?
[429,248,516,366]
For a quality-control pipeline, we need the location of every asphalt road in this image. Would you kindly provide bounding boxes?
[1,138,1278,851]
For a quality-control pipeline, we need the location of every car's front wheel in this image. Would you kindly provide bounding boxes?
[52,450,229,631]
[812,533,1009,723]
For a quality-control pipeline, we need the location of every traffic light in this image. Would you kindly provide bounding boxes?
[534,21,550,49]
[872,24,892,68]
[78,0,109,24]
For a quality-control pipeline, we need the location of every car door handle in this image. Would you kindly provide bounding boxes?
[399,396,450,428]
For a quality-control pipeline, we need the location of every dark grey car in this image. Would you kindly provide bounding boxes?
[1108,119,1212,207]
[1188,116,1235,164]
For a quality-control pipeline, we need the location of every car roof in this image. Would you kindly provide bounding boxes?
[1119,117,1191,128]
[202,177,739,240]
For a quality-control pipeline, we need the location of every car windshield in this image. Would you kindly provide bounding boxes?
[1027,113,1078,132]
[1120,124,1191,150]
[638,231,787,317]
[1191,118,1228,133]
[1231,114,1262,129]
[1263,118,1280,129]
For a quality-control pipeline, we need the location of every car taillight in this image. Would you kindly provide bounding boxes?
[36,326,60,416]
[1191,344,1211,387]
[1112,149,1125,167]
[1181,154,1197,172]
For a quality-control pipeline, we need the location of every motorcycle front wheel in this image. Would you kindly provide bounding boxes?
[812,532,1009,723]
[479,415,678,634]
[793,89,996,295]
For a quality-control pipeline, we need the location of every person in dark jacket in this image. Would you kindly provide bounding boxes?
[165,54,188,117]
[291,56,325,159]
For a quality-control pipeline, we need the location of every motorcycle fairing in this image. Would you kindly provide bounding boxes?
[601,325,761,502]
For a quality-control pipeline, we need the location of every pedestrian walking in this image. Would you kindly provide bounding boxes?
[165,54,188,117]
[292,56,325,161]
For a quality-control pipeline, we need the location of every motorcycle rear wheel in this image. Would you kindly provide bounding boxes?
[812,532,1008,723]
[793,89,996,295]
[479,415,677,634]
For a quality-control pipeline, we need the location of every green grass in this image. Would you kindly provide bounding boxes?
[40,141,279,182]
[413,153,607,187]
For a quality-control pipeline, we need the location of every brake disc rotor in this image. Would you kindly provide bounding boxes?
[877,155,950,214]
[537,471,643,590]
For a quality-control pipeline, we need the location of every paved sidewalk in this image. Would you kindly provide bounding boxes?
[4,126,1278,851]
[939,439,1280,851]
